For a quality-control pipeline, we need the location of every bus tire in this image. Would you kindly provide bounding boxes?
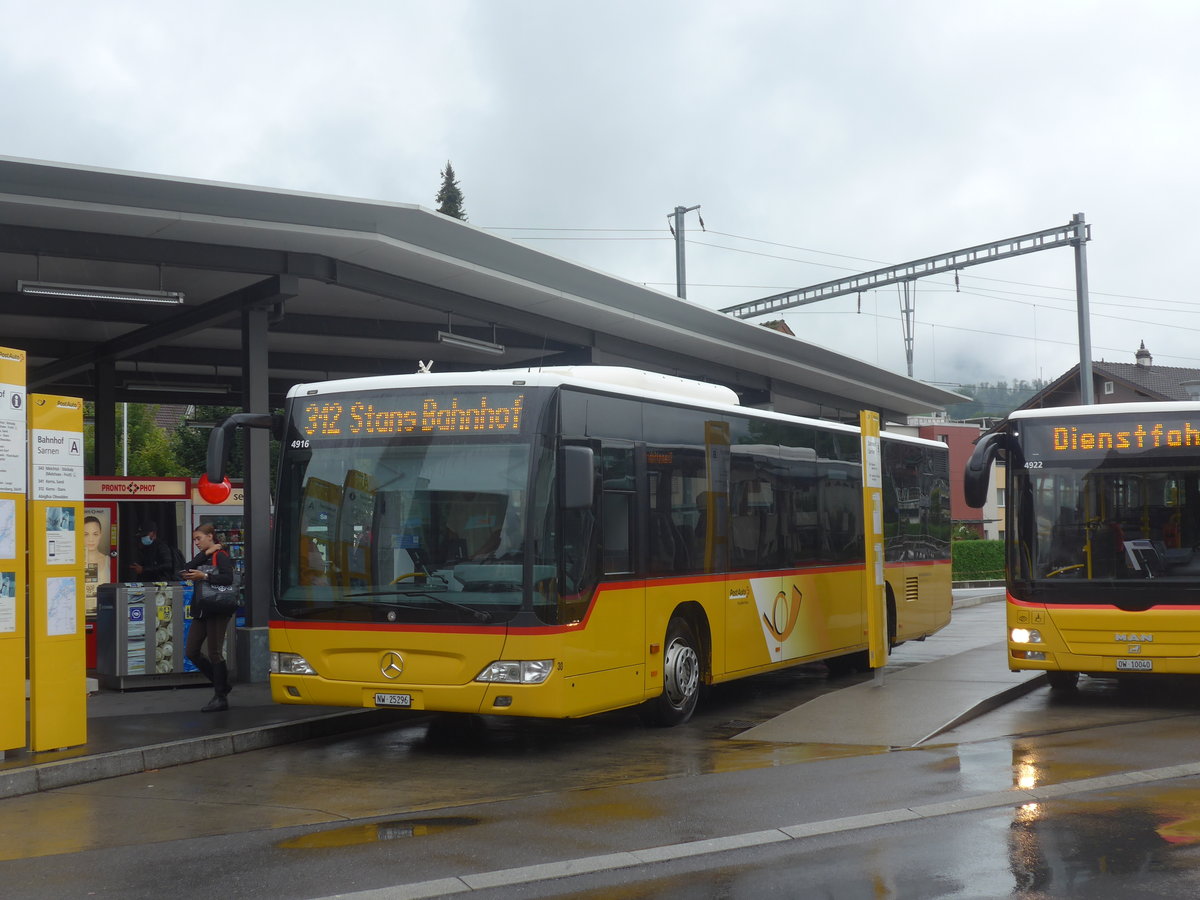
[1047,670,1079,691]
[826,650,869,676]
[641,616,701,727]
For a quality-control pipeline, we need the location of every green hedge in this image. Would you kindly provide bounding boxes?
[952,539,1004,582]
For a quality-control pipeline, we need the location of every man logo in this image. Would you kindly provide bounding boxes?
[380,651,405,679]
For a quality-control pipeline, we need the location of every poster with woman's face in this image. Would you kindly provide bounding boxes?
[83,507,113,615]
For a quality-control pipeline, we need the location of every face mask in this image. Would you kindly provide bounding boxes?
[140,536,153,546]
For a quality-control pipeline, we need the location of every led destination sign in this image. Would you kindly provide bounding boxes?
[301,392,526,438]
[1023,415,1200,461]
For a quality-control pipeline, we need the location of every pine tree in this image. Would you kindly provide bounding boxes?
[436,161,467,221]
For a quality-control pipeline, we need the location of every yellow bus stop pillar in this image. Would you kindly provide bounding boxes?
[28,394,87,751]
[0,348,27,753]
[860,410,888,679]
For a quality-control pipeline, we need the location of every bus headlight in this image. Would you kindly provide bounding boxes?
[1010,628,1042,644]
[475,660,554,684]
[270,651,317,675]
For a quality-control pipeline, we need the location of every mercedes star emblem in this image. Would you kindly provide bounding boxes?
[380,651,405,679]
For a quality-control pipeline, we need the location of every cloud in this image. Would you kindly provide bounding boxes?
[4,0,1200,387]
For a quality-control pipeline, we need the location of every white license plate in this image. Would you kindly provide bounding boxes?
[374,692,413,707]
[1116,659,1153,671]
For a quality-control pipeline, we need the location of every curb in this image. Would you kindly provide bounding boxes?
[914,672,1048,745]
[0,708,401,801]
[951,592,1005,609]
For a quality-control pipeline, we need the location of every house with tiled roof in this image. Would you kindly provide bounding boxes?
[760,319,796,337]
[1018,342,1200,408]
[152,404,192,430]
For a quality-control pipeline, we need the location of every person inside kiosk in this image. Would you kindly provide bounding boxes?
[130,520,177,582]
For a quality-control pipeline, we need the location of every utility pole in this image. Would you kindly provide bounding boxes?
[1072,212,1094,404]
[669,205,701,299]
[899,282,915,378]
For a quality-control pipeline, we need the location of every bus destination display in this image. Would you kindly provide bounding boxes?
[301,391,526,438]
[1023,414,1200,461]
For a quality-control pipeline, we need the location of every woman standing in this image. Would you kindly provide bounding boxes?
[181,523,236,712]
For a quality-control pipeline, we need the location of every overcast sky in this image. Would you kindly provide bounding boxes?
[3,0,1197,389]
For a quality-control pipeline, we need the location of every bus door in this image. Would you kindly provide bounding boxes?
[725,450,786,671]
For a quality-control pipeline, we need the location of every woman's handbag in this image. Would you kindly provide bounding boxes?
[192,551,241,616]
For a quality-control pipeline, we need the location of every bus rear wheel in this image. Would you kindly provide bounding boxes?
[641,617,701,727]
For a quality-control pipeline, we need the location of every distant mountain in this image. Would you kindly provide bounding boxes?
[944,379,1046,421]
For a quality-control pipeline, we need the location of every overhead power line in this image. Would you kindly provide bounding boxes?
[484,223,1200,311]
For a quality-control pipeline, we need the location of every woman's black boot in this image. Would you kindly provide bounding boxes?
[202,662,230,711]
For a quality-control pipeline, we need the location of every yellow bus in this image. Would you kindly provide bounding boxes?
[219,366,951,725]
[965,402,1200,690]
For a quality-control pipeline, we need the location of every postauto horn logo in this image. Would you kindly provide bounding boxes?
[764,585,803,641]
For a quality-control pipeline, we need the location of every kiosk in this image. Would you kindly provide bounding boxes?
[86,477,245,684]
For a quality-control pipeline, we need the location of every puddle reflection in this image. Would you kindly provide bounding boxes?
[1007,783,1200,893]
[277,815,480,849]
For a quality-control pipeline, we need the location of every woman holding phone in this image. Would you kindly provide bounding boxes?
[180,523,236,712]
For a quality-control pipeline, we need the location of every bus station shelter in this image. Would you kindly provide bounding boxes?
[0,156,964,677]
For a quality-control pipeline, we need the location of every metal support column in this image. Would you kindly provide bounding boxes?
[93,360,117,475]
[671,205,700,300]
[239,303,272,681]
[899,282,915,378]
[1072,212,1094,404]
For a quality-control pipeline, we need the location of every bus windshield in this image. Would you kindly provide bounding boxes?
[274,387,557,625]
[1017,463,1199,582]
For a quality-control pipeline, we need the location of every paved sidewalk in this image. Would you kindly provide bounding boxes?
[0,680,405,800]
[737,592,1041,747]
[736,640,1042,747]
[1,590,1013,800]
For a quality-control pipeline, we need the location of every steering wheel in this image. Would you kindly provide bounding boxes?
[1045,564,1084,578]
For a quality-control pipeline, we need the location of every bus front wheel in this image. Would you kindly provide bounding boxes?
[641,617,701,727]
[1047,670,1079,691]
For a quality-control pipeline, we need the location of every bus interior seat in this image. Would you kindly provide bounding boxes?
[650,512,680,572]
[730,512,760,567]
[1049,524,1085,567]
[759,512,779,562]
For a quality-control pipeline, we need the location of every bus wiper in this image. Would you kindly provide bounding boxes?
[347,589,493,623]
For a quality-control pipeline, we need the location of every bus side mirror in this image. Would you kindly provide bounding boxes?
[964,431,1021,508]
[206,412,283,483]
[561,446,595,509]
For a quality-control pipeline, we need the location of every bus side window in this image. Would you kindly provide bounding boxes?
[561,444,601,611]
[602,492,633,573]
[601,444,634,575]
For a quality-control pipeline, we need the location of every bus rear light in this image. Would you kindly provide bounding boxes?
[475,660,553,684]
[1010,628,1043,644]
[270,651,317,675]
